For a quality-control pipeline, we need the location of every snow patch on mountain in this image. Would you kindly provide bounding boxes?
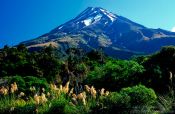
[74,7,117,25]
[83,18,93,26]
[99,9,116,22]
[94,14,102,20]
[171,26,175,32]
[93,14,102,23]
[82,14,102,26]
[58,26,63,29]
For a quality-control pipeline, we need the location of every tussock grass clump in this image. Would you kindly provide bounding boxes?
[0,81,111,114]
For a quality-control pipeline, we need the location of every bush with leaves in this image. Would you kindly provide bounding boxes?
[8,75,26,92]
[24,76,49,92]
[91,85,157,114]
[6,76,49,94]
[120,85,157,106]
[86,60,145,90]
[137,46,175,93]
[0,45,61,81]
[95,92,130,114]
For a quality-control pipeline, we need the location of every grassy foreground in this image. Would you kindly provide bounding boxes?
[0,81,174,114]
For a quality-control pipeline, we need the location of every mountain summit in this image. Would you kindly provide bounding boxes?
[21,7,175,59]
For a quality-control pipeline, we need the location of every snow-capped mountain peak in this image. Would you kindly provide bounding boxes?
[22,7,175,59]
[74,7,117,26]
[49,7,146,33]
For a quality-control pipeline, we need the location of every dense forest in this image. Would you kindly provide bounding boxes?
[0,44,175,114]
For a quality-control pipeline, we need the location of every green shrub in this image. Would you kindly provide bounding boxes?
[0,96,15,113]
[91,85,157,114]
[90,92,130,114]
[9,75,26,91]
[0,95,35,114]
[12,104,36,114]
[86,60,145,90]
[47,94,69,114]
[140,46,175,93]
[64,104,80,114]
[8,76,49,93]
[97,92,131,114]
[120,85,157,106]
[75,63,88,74]
[24,76,49,91]
[156,94,175,113]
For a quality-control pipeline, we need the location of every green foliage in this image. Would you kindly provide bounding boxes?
[24,76,49,92]
[0,45,61,80]
[0,96,15,113]
[6,76,49,93]
[13,104,36,114]
[86,49,106,64]
[64,104,81,114]
[86,60,145,90]
[0,95,35,114]
[137,46,175,93]
[1,45,175,113]
[75,63,88,74]
[120,85,157,106]
[91,85,157,114]
[100,92,131,114]
[47,94,71,114]
[9,75,26,91]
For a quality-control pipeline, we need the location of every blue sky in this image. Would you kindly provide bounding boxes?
[0,0,175,47]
